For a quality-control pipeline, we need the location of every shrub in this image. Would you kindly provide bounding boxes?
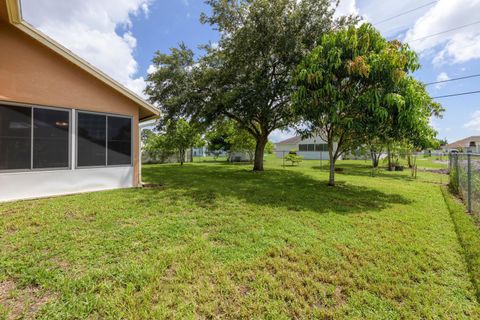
[285,153,303,166]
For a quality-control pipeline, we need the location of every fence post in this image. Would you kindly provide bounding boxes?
[468,153,472,213]
[456,154,460,193]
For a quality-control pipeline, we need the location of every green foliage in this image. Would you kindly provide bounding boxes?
[146,0,357,171]
[165,119,204,165]
[293,23,443,185]
[206,121,275,161]
[205,123,232,155]
[143,119,203,165]
[145,43,196,127]
[284,153,303,166]
[265,141,275,154]
[143,129,175,163]
[226,127,257,162]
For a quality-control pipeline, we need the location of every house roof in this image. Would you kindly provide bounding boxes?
[276,136,302,145]
[1,0,159,122]
[446,136,480,148]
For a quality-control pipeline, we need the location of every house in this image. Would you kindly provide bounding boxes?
[444,136,480,153]
[0,0,159,202]
[275,136,336,160]
[228,151,252,162]
[192,147,207,157]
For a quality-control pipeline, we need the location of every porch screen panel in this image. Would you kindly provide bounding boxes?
[77,113,107,167]
[0,106,32,170]
[107,116,132,166]
[33,108,69,169]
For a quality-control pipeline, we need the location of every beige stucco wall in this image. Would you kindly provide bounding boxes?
[0,20,141,186]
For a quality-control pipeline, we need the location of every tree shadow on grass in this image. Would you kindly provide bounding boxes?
[142,164,411,215]
[311,164,416,182]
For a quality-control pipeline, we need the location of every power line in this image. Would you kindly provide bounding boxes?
[373,1,439,26]
[425,74,480,86]
[409,20,480,42]
[432,90,480,99]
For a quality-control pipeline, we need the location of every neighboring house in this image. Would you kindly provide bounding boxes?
[0,0,159,202]
[444,136,480,153]
[192,146,207,157]
[275,136,336,160]
[228,151,252,162]
[142,149,192,164]
[192,146,228,158]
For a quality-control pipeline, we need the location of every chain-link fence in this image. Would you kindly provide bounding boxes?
[449,153,480,214]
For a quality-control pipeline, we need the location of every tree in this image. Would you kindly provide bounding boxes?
[206,120,261,162]
[145,44,196,128]
[165,119,204,165]
[285,153,303,166]
[265,141,275,155]
[146,0,357,171]
[205,121,232,159]
[143,130,175,164]
[293,23,442,186]
[225,126,257,162]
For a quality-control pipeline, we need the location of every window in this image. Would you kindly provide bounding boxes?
[0,105,70,171]
[33,108,70,169]
[0,105,32,170]
[77,112,132,167]
[315,143,328,152]
[107,116,132,165]
[298,143,328,152]
[77,113,107,167]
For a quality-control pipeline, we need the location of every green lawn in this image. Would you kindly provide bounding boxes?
[0,156,479,319]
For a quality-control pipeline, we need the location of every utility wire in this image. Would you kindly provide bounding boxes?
[373,1,439,26]
[408,20,480,42]
[425,74,480,86]
[432,90,480,99]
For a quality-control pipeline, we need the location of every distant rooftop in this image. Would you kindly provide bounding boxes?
[276,136,302,145]
[446,136,480,148]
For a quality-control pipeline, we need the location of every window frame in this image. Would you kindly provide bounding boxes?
[0,102,72,173]
[75,110,133,169]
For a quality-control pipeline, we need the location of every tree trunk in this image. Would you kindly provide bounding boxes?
[328,143,335,186]
[370,149,379,168]
[253,135,268,171]
[179,149,185,166]
[387,145,393,171]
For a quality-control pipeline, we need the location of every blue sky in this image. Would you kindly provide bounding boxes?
[21,0,480,143]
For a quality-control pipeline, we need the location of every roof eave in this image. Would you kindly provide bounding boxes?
[5,0,159,119]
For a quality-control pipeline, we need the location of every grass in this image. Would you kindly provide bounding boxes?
[441,186,480,301]
[0,156,479,318]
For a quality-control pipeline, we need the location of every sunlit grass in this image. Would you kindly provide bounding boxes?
[0,156,478,319]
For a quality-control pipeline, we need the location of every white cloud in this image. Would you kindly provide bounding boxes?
[269,129,296,143]
[465,110,480,131]
[334,0,359,19]
[21,0,152,97]
[356,0,431,37]
[147,64,158,74]
[435,72,450,89]
[404,0,480,64]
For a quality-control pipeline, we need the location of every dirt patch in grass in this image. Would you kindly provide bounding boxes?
[422,168,449,175]
[141,183,164,189]
[0,280,57,319]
